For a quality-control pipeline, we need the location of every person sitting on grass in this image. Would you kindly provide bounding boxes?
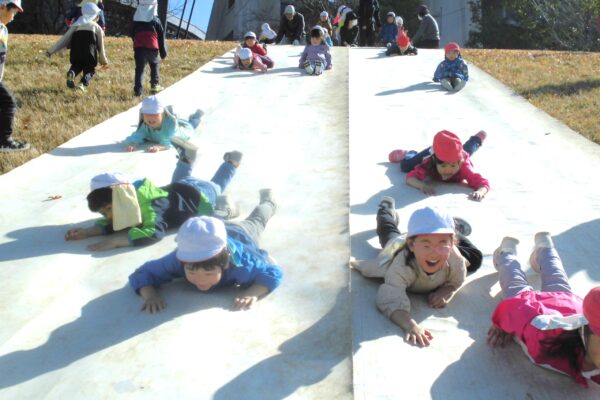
[124,95,202,153]
[64,147,243,251]
[351,205,470,347]
[233,47,269,73]
[47,2,108,92]
[0,0,30,152]
[299,26,333,76]
[129,196,282,313]
[433,42,469,92]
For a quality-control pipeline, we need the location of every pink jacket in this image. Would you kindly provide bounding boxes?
[233,53,267,72]
[406,151,490,190]
[492,290,600,387]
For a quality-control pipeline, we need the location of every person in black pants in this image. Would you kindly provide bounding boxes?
[358,0,381,47]
[412,4,440,49]
[376,197,482,273]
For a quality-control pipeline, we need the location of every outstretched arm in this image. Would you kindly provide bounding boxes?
[233,284,270,310]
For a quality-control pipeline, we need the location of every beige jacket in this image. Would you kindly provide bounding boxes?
[47,21,108,65]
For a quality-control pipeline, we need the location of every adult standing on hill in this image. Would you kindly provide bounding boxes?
[412,4,439,49]
[275,5,305,46]
[358,0,381,47]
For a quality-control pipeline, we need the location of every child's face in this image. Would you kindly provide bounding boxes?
[386,16,394,24]
[0,5,18,25]
[143,113,163,129]
[241,58,253,68]
[446,50,459,61]
[320,16,327,22]
[311,36,323,45]
[244,38,256,47]
[183,264,222,291]
[98,204,113,220]
[408,234,453,274]
[436,161,462,180]
[348,19,357,28]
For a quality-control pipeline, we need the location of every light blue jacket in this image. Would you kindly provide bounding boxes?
[124,107,195,147]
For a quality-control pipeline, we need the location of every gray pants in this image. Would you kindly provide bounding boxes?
[497,248,572,298]
[232,202,276,246]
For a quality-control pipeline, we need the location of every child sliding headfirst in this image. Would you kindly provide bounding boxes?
[299,26,332,76]
[489,233,600,387]
[434,42,469,92]
[47,2,108,92]
[241,31,274,69]
[233,48,269,73]
[129,197,282,313]
[389,130,490,201]
[124,95,202,153]
[352,205,475,347]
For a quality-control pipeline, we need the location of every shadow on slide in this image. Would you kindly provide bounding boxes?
[0,283,234,389]
[554,218,600,281]
[376,81,443,96]
[50,142,125,157]
[214,289,350,400]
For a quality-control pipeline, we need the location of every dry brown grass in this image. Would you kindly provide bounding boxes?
[463,49,600,145]
[0,35,234,174]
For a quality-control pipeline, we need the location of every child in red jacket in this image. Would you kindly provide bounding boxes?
[389,130,489,201]
[489,233,600,387]
[241,31,274,69]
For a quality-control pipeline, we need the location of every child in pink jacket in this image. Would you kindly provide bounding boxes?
[389,130,489,201]
[233,47,268,73]
[489,233,600,387]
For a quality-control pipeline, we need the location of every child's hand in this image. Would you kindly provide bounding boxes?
[147,145,165,153]
[405,323,433,347]
[469,188,487,201]
[126,144,135,152]
[487,325,512,347]
[65,228,87,241]
[233,295,258,310]
[421,184,436,195]
[428,286,455,308]
[101,64,109,71]
[140,286,166,314]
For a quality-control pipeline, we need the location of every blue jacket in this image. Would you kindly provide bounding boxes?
[128,224,283,293]
[433,56,469,82]
[379,23,398,43]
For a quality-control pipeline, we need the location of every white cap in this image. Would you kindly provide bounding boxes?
[90,172,129,191]
[176,217,228,262]
[407,207,455,237]
[0,0,23,12]
[239,48,253,60]
[244,31,257,39]
[395,16,403,26]
[140,95,164,114]
[284,5,295,14]
[320,11,328,17]
[81,2,100,19]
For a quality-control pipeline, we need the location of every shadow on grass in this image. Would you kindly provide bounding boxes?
[376,81,443,96]
[520,79,600,97]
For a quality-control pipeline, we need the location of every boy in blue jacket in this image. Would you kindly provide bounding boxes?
[378,11,398,47]
[129,192,282,313]
[433,42,469,92]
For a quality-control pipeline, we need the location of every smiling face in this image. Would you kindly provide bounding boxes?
[244,37,256,47]
[183,263,223,291]
[241,58,253,67]
[143,113,163,129]
[435,160,462,180]
[408,234,453,274]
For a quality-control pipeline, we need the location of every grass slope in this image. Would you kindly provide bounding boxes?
[0,35,233,174]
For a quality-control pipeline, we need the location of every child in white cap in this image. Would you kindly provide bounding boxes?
[258,22,277,45]
[352,205,471,347]
[128,191,281,313]
[124,95,202,153]
[378,11,398,48]
[131,0,167,96]
[489,234,600,387]
[64,148,244,251]
[65,0,106,30]
[241,31,274,69]
[299,26,333,75]
[47,2,108,92]
[233,47,268,72]
[316,11,333,47]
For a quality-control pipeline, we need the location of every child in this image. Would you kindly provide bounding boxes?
[389,130,489,201]
[433,42,469,92]
[129,195,282,313]
[47,2,108,92]
[489,234,600,387]
[385,27,417,56]
[0,0,29,152]
[65,0,106,31]
[131,0,167,96]
[299,26,333,75]
[64,148,243,251]
[259,23,277,45]
[352,205,470,347]
[233,47,268,73]
[333,5,353,45]
[316,11,334,47]
[339,11,359,47]
[379,11,398,47]
[241,31,274,69]
[124,95,202,153]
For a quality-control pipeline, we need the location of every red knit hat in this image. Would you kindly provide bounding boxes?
[432,130,463,163]
[583,286,600,335]
[398,31,410,48]
[444,42,460,53]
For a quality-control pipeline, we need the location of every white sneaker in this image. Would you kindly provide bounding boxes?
[314,60,324,75]
[529,232,554,273]
[171,137,198,163]
[493,237,519,271]
[305,63,315,75]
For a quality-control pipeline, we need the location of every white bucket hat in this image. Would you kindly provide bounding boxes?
[238,48,253,60]
[176,217,228,262]
[140,95,164,114]
[407,207,455,237]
